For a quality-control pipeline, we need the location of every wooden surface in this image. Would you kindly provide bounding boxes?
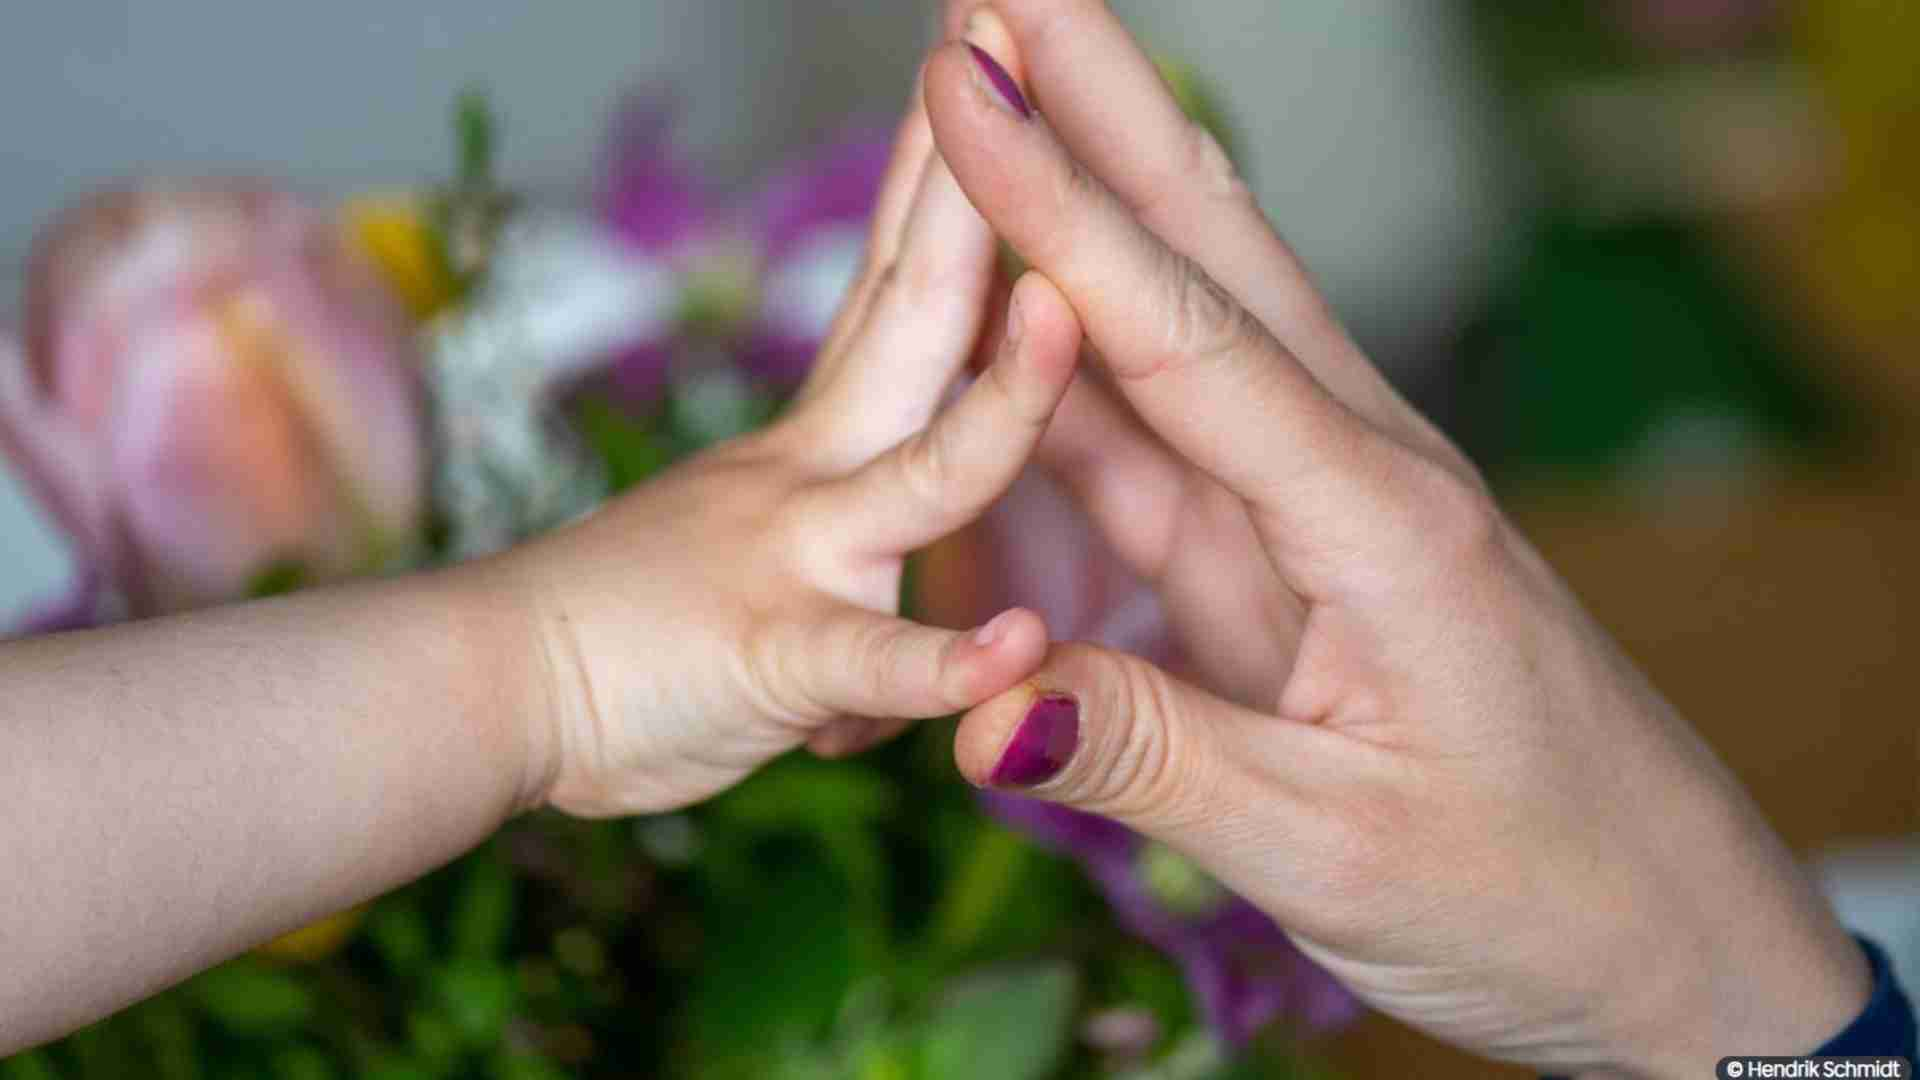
[1323,457,1920,1078]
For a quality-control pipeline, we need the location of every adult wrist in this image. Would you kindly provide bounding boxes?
[1575,914,1873,1079]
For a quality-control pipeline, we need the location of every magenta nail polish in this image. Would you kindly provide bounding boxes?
[968,44,1032,119]
[990,693,1079,787]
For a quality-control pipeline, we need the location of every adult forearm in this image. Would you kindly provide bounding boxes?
[0,566,546,1053]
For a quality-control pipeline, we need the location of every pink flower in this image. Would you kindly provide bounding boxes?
[1,182,427,617]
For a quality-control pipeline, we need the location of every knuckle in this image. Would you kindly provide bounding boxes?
[893,427,953,515]
[1083,657,1205,828]
[738,609,819,721]
[1398,452,1507,573]
[1190,126,1253,205]
[780,506,839,584]
[1139,123,1254,232]
[862,624,911,706]
[1160,254,1256,370]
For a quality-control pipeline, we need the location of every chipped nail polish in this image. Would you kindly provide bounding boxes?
[989,692,1079,787]
[968,44,1032,120]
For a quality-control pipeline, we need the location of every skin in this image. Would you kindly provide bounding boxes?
[0,2,1873,1071]
[929,3,1871,1077]
[0,12,1078,1052]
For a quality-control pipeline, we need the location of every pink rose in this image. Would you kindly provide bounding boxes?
[1,182,427,617]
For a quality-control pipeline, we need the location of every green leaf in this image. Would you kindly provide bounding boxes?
[1103,944,1194,1047]
[408,1009,462,1070]
[489,1051,573,1080]
[369,901,434,978]
[130,993,202,1080]
[0,1051,61,1080]
[364,1061,435,1080]
[551,926,607,978]
[271,1046,337,1080]
[247,561,310,599]
[455,88,496,188]
[450,850,516,961]
[927,827,1030,963]
[190,961,316,1034]
[710,755,897,832]
[916,965,1077,1080]
[683,858,858,1074]
[574,395,671,493]
[431,959,518,1047]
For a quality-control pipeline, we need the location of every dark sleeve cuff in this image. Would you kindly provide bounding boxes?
[1816,935,1916,1058]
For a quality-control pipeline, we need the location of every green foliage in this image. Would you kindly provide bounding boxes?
[1462,217,1855,482]
[455,88,497,189]
[190,963,316,1034]
[572,396,670,493]
[246,561,311,599]
[917,966,1077,1080]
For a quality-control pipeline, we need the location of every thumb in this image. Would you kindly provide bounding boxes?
[777,603,1050,722]
[954,643,1285,839]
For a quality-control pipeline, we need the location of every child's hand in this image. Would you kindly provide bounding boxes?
[487,18,1078,816]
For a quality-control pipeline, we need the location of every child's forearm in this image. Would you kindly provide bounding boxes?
[0,567,544,1054]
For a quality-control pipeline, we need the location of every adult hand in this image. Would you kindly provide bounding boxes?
[493,13,1081,816]
[925,4,1869,1074]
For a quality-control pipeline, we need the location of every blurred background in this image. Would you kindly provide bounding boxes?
[0,2,1914,1077]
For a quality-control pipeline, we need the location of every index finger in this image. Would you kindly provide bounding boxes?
[923,39,1407,573]
[981,0,1456,462]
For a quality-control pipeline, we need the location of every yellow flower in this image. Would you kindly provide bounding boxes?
[343,194,461,320]
[256,905,368,963]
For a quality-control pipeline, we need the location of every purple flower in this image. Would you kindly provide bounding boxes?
[740,127,891,388]
[596,96,715,405]
[599,94,712,259]
[593,100,892,403]
[982,792,1359,1046]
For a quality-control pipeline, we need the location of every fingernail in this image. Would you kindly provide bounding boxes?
[989,692,1079,787]
[1002,289,1025,350]
[968,44,1032,120]
[973,609,1017,647]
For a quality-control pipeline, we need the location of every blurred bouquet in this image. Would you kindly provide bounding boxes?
[0,183,427,621]
[0,77,1349,1080]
